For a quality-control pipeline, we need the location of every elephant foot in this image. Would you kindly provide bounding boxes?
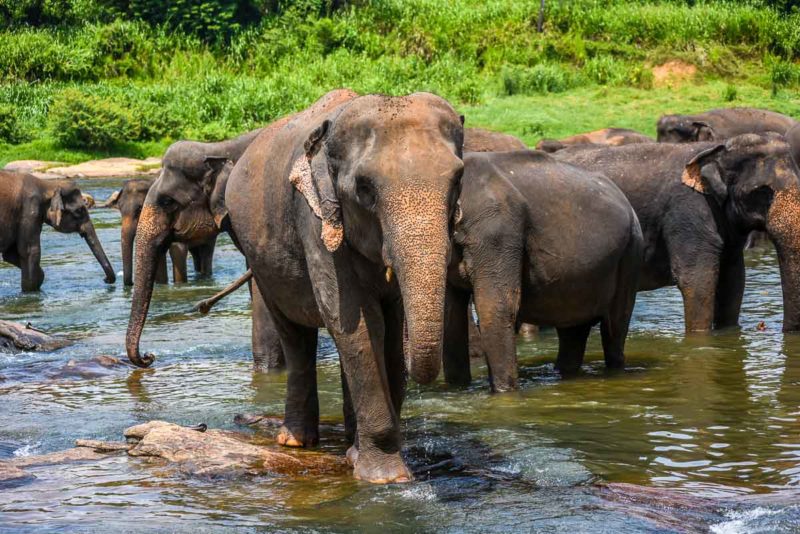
[276,425,318,448]
[352,449,412,484]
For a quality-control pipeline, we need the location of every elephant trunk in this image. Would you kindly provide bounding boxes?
[121,217,137,286]
[126,205,169,368]
[767,187,800,331]
[79,220,116,284]
[385,187,450,385]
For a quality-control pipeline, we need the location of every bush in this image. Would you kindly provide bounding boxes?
[501,63,575,95]
[0,104,25,143]
[49,88,138,148]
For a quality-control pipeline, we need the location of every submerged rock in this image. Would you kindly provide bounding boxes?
[0,321,72,352]
[124,421,347,478]
[0,464,33,487]
[48,355,130,380]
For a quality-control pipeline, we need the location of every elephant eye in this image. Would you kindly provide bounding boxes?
[157,195,177,210]
[355,176,377,209]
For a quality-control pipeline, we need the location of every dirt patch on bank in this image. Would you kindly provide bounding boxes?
[652,61,697,87]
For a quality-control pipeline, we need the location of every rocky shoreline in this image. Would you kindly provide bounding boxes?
[3,157,161,180]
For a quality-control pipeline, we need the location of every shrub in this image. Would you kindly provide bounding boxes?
[501,63,574,95]
[768,56,799,94]
[0,104,25,143]
[49,88,138,148]
[723,84,738,102]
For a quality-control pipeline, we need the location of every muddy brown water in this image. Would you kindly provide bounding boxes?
[0,178,798,532]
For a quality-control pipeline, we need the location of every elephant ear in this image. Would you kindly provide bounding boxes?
[103,189,122,209]
[289,120,343,252]
[693,121,715,141]
[681,144,727,203]
[47,188,64,228]
[207,157,233,230]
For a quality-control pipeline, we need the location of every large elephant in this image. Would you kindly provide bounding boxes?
[102,179,194,286]
[558,131,800,332]
[444,151,642,391]
[657,108,798,143]
[0,171,116,291]
[126,88,464,484]
[463,127,526,152]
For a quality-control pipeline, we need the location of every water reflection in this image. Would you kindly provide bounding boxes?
[0,179,799,531]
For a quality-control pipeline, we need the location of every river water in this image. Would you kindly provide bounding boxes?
[0,178,798,533]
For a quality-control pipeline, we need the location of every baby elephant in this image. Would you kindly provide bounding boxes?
[445,151,643,391]
[102,180,193,286]
[0,171,116,291]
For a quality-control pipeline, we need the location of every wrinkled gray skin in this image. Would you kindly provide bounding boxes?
[444,151,642,390]
[0,171,115,291]
[657,108,798,143]
[122,127,285,371]
[215,89,463,484]
[558,132,800,332]
[103,179,196,286]
[463,128,526,152]
[537,128,655,153]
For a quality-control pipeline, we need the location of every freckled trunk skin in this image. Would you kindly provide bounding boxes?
[121,218,136,287]
[80,221,116,284]
[385,188,450,385]
[767,188,800,332]
[126,206,167,368]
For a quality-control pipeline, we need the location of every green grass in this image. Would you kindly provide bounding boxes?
[0,0,799,162]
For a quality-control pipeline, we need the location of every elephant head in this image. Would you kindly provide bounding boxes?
[681,131,800,330]
[44,181,116,284]
[657,114,714,143]
[104,180,153,286]
[125,152,232,367]
[291,93,464,384]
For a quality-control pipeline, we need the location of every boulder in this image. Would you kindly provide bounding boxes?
[124,421,347,477]
[0,320,72,352]
[48,355,130,380]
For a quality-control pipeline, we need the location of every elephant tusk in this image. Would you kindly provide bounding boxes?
[385,266,393,283]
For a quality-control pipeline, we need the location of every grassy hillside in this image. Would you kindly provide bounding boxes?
[0,0,799,165]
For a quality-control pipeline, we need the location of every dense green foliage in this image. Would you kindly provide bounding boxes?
[0,0,798,155]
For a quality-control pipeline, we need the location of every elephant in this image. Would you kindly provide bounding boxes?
[657,108,798,143]
[536,128,655,153]
[463,127,526,152]
[103,179,210,286]
[557,131,800,332]
[124,88,465,484]
[444,150,642,391]
[0,171,116,291]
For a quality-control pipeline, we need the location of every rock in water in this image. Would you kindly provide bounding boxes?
[124,421,347,478]
[0,321,72,352]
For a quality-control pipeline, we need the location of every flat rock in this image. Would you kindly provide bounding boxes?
[0,463,34,486]
[4,158,161,180]
[0,320,72,352]
[8,446,112,468]
[125,420,347,477]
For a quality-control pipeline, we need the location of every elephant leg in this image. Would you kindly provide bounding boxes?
[17,234,44,292]
[190,239,216,277]
[331,301,410,483]
[2,248,21,268]
[714,247,745,329]
[443,286,472,387]
[382,299,407,416]
[555,323,593,375]
[272,311,319,449]
[468,299,486,359]
[169,243,188,284]
[600,240,640,369]
[155,251,168,284]
[472,268,522,392]
[340,361,356,446]
[251,280,285,371]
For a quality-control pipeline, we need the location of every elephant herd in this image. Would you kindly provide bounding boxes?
[2,90,800,483]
